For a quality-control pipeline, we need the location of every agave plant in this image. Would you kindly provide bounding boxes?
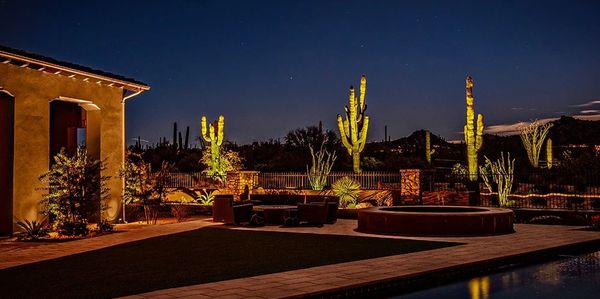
[197,189,216,205]
[16,219,49,241]
[332,176,361,209]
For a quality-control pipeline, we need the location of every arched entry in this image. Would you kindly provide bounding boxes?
[49,96,101,161]
[49,96,102,221]
[0,89,14,236]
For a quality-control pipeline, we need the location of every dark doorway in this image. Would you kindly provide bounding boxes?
[0,91,14,236]
[49,100,86,161]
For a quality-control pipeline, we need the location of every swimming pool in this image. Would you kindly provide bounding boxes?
[393,250,600,298]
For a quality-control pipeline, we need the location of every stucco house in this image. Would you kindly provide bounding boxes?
[0,45,149,236]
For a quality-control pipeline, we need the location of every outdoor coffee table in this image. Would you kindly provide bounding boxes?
[253,205,297,225]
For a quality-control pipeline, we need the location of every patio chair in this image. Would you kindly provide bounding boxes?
[305,196,339,224]
[212,196,253,225]
[297,202,328,225]
[325,198,339,224]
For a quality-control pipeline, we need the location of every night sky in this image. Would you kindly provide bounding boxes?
[1,0,599,145]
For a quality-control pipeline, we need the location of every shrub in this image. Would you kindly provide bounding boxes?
[451,163,469,181]
[170,205,194,222]
[120,153,173,224]
[200,147,243,182]
[39,147,110,233]
[332,177,361,209]
[96,219,114,232]
[16,219,49,241]
[59,220,89,237]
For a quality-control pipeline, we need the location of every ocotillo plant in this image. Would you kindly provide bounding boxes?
[201,115,225,178]
[306,143,337,190]
[519,120,552,168]
[479,152,515,207]
[464,76,484,181]
[337,75,369,173]
[546,138,553,169]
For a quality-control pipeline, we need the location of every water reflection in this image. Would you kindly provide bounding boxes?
[468,277,490,299]
[392,250,600,298]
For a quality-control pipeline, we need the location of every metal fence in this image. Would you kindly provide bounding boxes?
[164,172,212,188]
[423,168,600,210]
[257,171,401,190]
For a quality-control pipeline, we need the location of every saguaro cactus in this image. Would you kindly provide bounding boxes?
[425,130,435,165]
[337,75,369,173]
[546,138,553,169]
[201,115,225,176]
[464,76,484,181]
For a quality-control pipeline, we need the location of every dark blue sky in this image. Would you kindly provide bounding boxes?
[1,0,599,144]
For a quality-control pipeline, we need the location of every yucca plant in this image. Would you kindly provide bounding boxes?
[332,176,361,209]
[16,219,49,241]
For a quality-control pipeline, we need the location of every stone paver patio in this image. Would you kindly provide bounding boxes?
[125,221,600,299]
[2,218,600,298]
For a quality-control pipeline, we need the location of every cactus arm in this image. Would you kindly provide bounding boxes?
[216,115,225,146]
[359,75,366,112]
[357,116,369,153]
[476,113,484,151]
[337,114,352,154]
[201,116,211,142]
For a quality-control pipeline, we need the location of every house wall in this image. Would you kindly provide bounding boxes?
[0,62,126,230]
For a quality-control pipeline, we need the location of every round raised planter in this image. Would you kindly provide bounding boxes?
[357,205,514,236]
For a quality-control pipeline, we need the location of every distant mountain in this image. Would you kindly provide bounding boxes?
[548,116,600,145]
[387,129,449,148]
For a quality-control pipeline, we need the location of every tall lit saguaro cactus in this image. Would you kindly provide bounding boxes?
[464,76,484,181]
[337,75,369,173]
[201,115,225,177]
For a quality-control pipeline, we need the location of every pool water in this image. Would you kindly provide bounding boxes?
[393,250,600,299]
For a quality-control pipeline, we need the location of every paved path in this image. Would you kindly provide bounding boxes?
[124,221,600,299]
[0,217,216,270]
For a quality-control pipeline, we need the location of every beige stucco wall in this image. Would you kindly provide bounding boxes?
[0,62,127,228]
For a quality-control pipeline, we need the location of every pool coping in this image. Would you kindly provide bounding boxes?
[299,238,600,298]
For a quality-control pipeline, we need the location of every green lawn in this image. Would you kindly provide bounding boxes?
[0,227,459,298]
